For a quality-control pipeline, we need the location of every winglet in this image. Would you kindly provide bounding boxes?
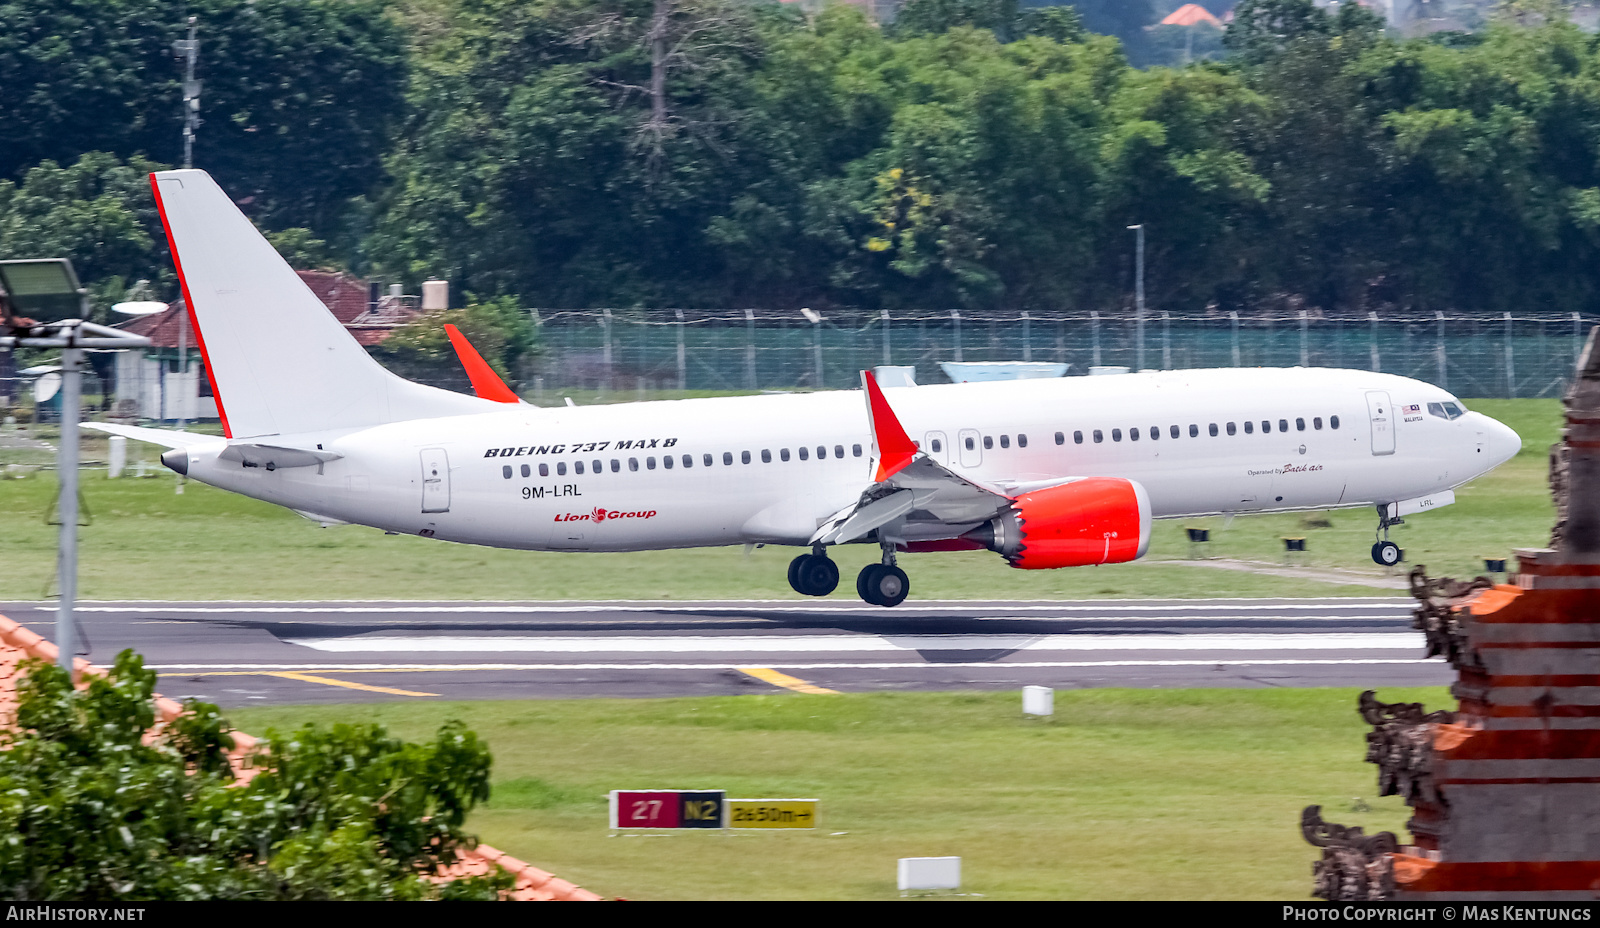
[861,370,918,482]
[445,324,521,404]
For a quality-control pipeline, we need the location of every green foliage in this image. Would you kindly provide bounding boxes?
[0,649,510,900]
[265,228,339,271]
[0,0,407,241]
[0,152,171,321]
[371,297,537,388]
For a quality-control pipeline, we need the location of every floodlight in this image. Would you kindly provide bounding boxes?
[0,258,84,324]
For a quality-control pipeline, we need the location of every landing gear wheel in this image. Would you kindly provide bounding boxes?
[788,553,839,596]
[856,563,910,607]
[1372,541,1402,567]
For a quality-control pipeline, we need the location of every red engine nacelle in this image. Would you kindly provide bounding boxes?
[965,477,1152,569]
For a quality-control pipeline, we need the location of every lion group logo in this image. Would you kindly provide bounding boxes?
[553,508,658,523]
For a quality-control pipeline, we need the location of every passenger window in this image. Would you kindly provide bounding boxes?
[558,462,568,475]
[835,445,844,458]
[611,459,621,472]
[1093,429,1103,443]
[742,451,752,464]
[593,459,602,473]
[724,452,734,465]
[852,444,862,457]
[983,436,993,450]
[629,458,639,472]
[503,465,512,479]
[1055,432,1064,445]
[1149,426,1159,440]
[761,449,771,463]
[1208,423,1218,437]
[780,448,790,462]
[1170,425,1180,439]
[576,461,586,474]
[1074,431,1084,444]
[520,464,530,478]
[1296,418,1306,431]
[1226,422,1236,436]
[817,446,826,459]
[646,457,656,470]
[683,454,692,468]
[1313,418,1323,430]
[701,453,712,466]
[1331,415,1341,429]
[661,456,670,470]
[1244,421,1254,434]
[1279,419,1289,432]
[999,435,1010,449]
[965,436,975,451]
[799,446,810,460]
[540,463,550,477]
[1130,427,1140,442]
[1260,420,1270,433]
[1189,424,1199,438]
[1112,429,1122,442]
[1018,434,1027,448]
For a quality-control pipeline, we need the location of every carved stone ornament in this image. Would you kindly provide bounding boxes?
[1359,690,1453,806]
[1303,805,1399,901]
[1408,566,1488,670]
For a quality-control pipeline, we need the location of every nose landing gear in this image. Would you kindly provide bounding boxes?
[1371,503,1403,566]
[787,546,839,596]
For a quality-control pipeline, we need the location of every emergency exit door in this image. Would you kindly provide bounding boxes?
[421,448,451,512]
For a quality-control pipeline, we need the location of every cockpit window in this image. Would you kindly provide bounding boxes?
[1443,401,1466,419]
[1429,401,1467,420]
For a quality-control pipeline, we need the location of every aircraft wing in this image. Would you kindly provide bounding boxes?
[809,373,1015,546]
[81,422,214,449]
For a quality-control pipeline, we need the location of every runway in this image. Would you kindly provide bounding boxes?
[0,597,1445,706]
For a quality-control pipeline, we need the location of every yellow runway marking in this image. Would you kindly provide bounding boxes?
[184,670,438,697]
[735,666,838,695]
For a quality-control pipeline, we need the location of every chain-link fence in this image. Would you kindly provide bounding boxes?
[521,309,1594,401]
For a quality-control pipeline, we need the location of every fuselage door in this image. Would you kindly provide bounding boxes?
[957,429,983,468]
[421,447,451,513]
[924,431,950,466]
[1366,392,1395,456]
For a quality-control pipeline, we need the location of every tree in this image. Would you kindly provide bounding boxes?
[371,297,538,393]
[0,1,408,242]
[0,650,510,900]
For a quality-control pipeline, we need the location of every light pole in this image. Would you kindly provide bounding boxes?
[174,17,201,171]
[0,259,151,675]
[1128,224,1145,372]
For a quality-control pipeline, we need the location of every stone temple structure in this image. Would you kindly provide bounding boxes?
[1304,327,1600,900]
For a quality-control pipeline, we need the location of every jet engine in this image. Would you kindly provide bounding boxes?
[966,477,1152,569]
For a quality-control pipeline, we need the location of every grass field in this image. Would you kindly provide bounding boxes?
[229,687,1445,900]
[0,397,1560,601]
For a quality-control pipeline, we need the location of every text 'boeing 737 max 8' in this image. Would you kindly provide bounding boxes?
[87,170,1522,607]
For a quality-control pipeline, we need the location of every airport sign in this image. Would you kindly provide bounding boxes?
[727,799,818,829]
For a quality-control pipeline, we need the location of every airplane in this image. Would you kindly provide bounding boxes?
[87,170,1523,607]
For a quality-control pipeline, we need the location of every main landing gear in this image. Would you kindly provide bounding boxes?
[1371,503,1403,567]
[786,543,910,607]
[788,546,839,597]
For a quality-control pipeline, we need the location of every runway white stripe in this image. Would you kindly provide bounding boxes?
[284,632,1425,654]
[57,601,1409,615]
[153,658,1441,672]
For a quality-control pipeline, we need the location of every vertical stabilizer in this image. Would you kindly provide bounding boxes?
[150,170,495,438]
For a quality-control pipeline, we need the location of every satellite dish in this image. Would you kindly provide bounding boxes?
[112,300,168,316]
[33,372,61,403]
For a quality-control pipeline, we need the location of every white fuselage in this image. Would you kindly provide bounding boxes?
[176,368,1520,553]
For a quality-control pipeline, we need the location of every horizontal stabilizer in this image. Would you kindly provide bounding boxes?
[80,422,214,449]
